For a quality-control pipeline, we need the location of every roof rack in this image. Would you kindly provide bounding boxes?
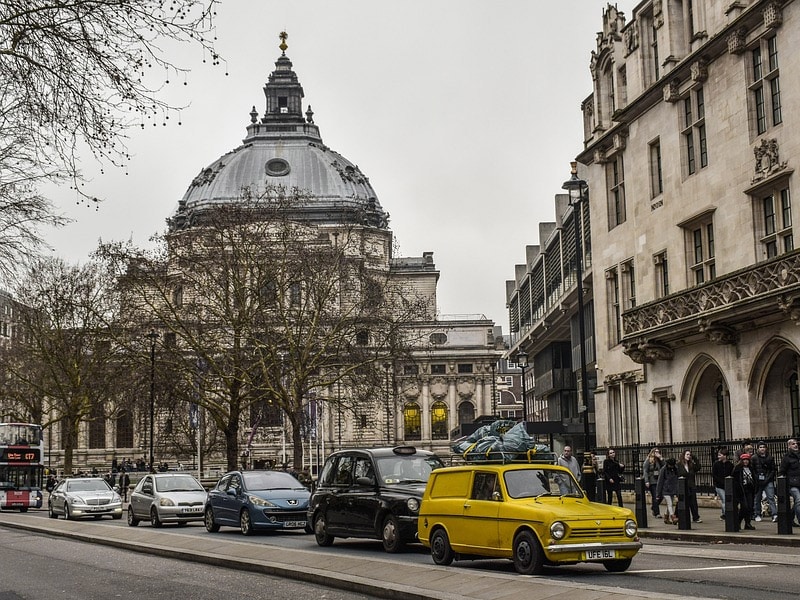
[459,448,557,465]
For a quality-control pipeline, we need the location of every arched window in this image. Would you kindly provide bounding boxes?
[458,401,475,427]
[88,402,105,449]
[116,410,134,449]
[431,401,449,440]
[403,403,421,440]
[715,383,728,440]
[790,372,800,437]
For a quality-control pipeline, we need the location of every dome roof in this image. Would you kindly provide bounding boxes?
[170,36,388,231]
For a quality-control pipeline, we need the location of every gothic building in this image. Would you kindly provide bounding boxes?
[577,1,800,446]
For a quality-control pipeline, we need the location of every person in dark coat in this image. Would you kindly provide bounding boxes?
[602,449,625,507]
[118,469,131,503]
[642,447,664,518]
[656,457,679,524]
[778,438,800,525]
[732,453,756,530]
[751,441,776,522]
[676,449,702,522]
[711,448,734,521]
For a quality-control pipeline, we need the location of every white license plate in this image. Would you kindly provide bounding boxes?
[181,507,202,513]
[584,549,616,560]
[284,521,306,528]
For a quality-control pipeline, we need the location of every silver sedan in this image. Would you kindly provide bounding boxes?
[48,477,123,520]
[128,473,207,527]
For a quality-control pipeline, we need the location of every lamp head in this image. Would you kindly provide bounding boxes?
[561,161,587,205]
[516,350,528,368]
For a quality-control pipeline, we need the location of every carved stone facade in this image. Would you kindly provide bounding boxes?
[575,1,800,446]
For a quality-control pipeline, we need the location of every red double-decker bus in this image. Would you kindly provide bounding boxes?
[0,423,44,511]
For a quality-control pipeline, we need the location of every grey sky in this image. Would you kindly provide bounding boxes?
[44,1,636,328]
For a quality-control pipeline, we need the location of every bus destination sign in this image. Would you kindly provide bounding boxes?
[1,448,40,463]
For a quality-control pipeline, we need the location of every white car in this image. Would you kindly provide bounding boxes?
[48,477,123,520]
[128,473,207,527]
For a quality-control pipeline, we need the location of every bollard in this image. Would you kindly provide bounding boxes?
[724,476,738,532]
[776,475,793,535]
[635,477,648,528]
[677,476,691,530]
[597,477,607,505]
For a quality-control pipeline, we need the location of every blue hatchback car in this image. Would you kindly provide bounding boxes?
[204,470,311,536]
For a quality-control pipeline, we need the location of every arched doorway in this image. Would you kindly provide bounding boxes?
[682,355,730,440]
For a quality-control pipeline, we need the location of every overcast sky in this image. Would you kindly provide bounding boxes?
[43,0,637,328]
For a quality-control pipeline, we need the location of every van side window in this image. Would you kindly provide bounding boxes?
[471,472,498,501]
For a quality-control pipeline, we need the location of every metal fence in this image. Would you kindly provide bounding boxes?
[594,436,793,495]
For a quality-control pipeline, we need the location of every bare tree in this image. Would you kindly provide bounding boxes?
[0,1,220,275]
[0,256,132,474]
[99,188,433,471]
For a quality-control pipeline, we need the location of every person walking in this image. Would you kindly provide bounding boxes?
[778,438,800,526]
[556,445,582,496]
[712,448,734,521]
[602,449,625,507]
[656,457,679,524]
[751,441,777,522]
[118,469,130,503]
[581,451,599,501]
[732,453,756,530]
[642,447,664,518]
[677,449,702,522]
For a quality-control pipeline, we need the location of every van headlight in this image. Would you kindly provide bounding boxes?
[407,498,420,513]
[550,521,566,540]
[625,519,637,537]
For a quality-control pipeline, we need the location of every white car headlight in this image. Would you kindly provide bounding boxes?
[248,495,276,507]
[550,521,566,540]
[70,496,87,506]
[407,497,420,513]
[159,497,176,507]
[625,519,638,537]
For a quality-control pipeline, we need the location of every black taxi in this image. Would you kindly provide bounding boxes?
[307,445,444,552]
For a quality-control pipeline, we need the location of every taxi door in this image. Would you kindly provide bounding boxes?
[458,471,501,552]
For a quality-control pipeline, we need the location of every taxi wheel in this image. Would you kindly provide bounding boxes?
[381,514,404,553]
[603,558,633,573]
[127,508,140,527]
[430,528,454,566]
[513,530,544,575]
[205,507,220,533]
[313,513,335,547]
[150,507,163,528]
[240,509,254,536]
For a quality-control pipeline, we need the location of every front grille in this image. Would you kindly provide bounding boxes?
[263,511,306,522]
[177,501,204,507]
[86,498,111,506]
[569,526,625,538]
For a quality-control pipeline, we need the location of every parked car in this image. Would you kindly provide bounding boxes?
[308,445,444,552]
[48,477,123,520]
[127,472,207,527]
[418,461,642,574]
[204,470,311,536]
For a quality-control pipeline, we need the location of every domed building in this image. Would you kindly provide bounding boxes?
[40,35,509,475]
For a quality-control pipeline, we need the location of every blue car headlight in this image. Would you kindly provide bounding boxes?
[248,495,277,507]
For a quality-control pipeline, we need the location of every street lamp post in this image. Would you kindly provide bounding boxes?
[146,329,159,473]
[516,350,528,421]
[562,161,594,450]
[383,362,391,445]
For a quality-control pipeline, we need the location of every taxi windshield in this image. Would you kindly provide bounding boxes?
[503,468,583,499]
[375,455,443,484]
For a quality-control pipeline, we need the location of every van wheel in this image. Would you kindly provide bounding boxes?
[430,528,454,566]
[204,507,220,533]
[513,530,544,575]
[603,558,632,572]
[313,513,334,546]
[381,514,403,553]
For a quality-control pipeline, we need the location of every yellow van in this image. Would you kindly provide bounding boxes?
[418,462,641,574]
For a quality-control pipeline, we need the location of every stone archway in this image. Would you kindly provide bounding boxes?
[749,337,800,437]
[681,354,729,441]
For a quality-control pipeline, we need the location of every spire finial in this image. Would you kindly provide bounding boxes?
[279,31,288,55]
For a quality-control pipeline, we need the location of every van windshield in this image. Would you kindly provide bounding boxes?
[503,468,583,499]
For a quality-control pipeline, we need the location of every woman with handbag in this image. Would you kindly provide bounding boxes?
[603,449,625,507]
[677,449,702,522]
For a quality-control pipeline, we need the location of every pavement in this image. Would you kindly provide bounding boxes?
[0,501,798,600]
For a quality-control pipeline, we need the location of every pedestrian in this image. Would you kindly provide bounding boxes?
[118,469,130,503]
[556,445,582,495]
[732,453,756,530]
[642,447,664,518]
[751,441,777,522]
[581,450,599,501]
[602,449,625,507]
[676,449,702,522]
[656,457,679,524]
[711,447,734,521]
[778,438,800,526]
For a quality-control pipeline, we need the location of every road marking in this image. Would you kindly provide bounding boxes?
[630,565,767,573]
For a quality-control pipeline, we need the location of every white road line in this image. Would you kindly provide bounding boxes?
[629,565,767,574]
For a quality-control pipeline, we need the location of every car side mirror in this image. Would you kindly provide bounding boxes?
[227,488,238,496]
[355,476,375,487]
[491,491,502,501]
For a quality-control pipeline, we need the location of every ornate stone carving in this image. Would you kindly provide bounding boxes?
[624,21,639,56]
[593,148,607,164]
[752,138,787,183]
[690,59,708,83]
[778,295,800,324]
[763,1,783,29]
[663,79,680,103]
[456,377,475,399]
[331,160,368,185]
[429,377,448,400]
[190,163,224,188]
[727,27,747,54]
[623,340,674,364]
[698,319,740,344]
[401,380,420,399]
